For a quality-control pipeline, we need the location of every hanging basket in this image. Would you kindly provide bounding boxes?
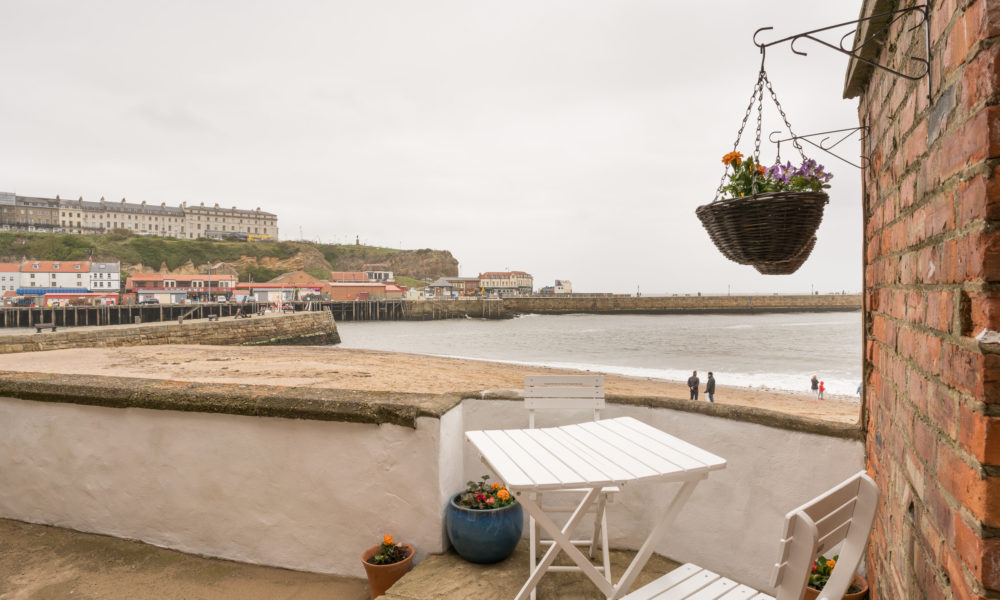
[754,235,817,275]
[695,191,828,265]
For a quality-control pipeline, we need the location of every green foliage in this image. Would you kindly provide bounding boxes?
[306,268,331,280]
[238,266,284,283]
[316,242,400,270]
[455,475,516,510]
[394,276,425,289]
[369,536,409,565]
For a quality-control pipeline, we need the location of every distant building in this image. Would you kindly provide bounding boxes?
[445,277,480,296]
[0,263,19,294]
[89,262,121,293]
[362,264,394,282]
[478,271,533,296]
[428,278,455,297]
[0,192,279,240]
[554,280,572,294]
[18,261,90,294]
[126,272,237,303]
[328,272,369,282]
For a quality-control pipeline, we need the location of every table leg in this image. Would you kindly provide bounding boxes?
[609,478,702,600]
[514,487,614,600]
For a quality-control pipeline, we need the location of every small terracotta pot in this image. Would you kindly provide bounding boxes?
[804,573,868,600]
[361,544,414,599]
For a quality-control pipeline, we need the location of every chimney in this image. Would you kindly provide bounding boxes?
[200,202,204,207]
[161,202,165,207]
[141,201,146,206]
[56,195,60,200]
[232,206,236,210]
[214,203,219,208]
[256,207,260,211]
[121,198,126,204]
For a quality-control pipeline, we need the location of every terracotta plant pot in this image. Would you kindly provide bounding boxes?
[361,543,414,599]
[804,573,868,600]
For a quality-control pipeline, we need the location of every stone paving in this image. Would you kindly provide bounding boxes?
[0,519,368,600]
[384,540,680,600]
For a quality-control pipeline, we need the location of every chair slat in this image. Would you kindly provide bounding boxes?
[525,374,603,388]
[716,584,763,599]
[525,396,604,410]
[814,497,857,541]
[621,563,701,600]
[684,577,744,599]
[816,520,852,556]
[525,387,605,399]
[648,567,720,598]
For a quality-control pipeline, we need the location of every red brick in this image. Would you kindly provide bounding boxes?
[954,513,983,577]
[944,546,975,599]
[958,405,1000,466]
[917,331,944,374]
[937,445,988,521]
[937,108,998,180]
[928,381,958,438]
[945,8,975,75]
[932,0,958,43]
[941,343,985,396]
[961,44,1000,110]
[970,291,1000,333]
[914,415,937,463]
[904,121,929,167]
[926,290,954,333]
[957,171,1000,223]
[986,354,1000,404]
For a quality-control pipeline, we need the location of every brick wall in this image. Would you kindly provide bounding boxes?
[848,0,1000,597]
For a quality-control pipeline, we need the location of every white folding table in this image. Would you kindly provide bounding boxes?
[465,416,727,600]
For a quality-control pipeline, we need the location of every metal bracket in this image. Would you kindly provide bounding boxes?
[754,5,931,101]
[769,126,869,170]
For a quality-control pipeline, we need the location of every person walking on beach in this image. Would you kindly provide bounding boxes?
[688,371,700,401]
[705,372,716,403]
[818,380,825,400]
[811,375,819,400]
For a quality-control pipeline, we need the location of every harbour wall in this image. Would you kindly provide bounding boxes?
[0,311,339,354]
[0,373,862,587]
[502,293,861,315]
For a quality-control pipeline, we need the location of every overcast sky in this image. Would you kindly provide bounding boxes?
[1,1,871,294]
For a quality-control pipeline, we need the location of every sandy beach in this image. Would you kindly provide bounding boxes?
[0,344,861,423]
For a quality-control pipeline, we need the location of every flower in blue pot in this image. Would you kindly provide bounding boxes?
[446,475,523,564]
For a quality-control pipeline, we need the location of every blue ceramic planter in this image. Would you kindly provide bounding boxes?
[446,494,523,564]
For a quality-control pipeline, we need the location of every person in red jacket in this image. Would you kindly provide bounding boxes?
[818,380,826,400]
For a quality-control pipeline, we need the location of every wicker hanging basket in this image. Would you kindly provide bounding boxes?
[754,235,817,275]
[699,63,831,275]
[696,191,827,266]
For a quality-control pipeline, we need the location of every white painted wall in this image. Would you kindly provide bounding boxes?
[460,399,865,592]
[0,396,451,577]
[0,393,863,591]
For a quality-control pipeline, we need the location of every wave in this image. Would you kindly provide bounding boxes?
[429,353,861,399]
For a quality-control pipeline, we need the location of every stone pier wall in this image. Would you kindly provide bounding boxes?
[0,312,340,354]
[502,293,861,315]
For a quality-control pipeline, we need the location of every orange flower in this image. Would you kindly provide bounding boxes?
[497,489,511,501]
[826,559,836,569]
[756,165,766,175]
[383,534,394,546]
[722,151,744,166]
[491,482,502,489]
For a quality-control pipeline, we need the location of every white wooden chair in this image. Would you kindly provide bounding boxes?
[621,471,879,600]
[524,375,616,599]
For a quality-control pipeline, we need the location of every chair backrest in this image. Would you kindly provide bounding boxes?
[770,471,879,600]
[524,375,605,428]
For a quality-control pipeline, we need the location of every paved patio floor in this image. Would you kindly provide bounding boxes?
[0,518,681,600]
[385,540,680,600]
[0,519,368,600]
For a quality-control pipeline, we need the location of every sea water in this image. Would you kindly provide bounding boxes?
[335,311,863,398]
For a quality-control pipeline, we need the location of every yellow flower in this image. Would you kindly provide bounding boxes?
[383,534,394,546]
[826,559,836,569]
[491,482,502,489]
[497,489,510,501]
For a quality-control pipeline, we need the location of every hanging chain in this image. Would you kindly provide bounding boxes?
[714,70,765,201]
[751,75,764,195]
[762,72,808,163]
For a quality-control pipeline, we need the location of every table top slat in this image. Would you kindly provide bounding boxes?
[481,430,562,487]
[615,417,727,470]
[523,428,622,485]
[503,429,589,485]
[558,423,660,479]
[594,419,714,473]
[578,420,702,474]
[464,430,535,487]
[536,427,639,483]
